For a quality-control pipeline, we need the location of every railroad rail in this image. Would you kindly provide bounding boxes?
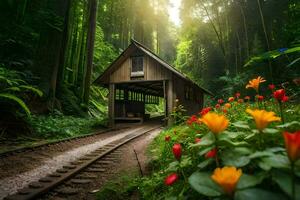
[0,127,128,158]
[4,125,162,200]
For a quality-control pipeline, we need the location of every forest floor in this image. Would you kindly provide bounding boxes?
[0,123,162,199]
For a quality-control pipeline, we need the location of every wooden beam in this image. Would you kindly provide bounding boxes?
[109,83,115,127]
[167,80,173,126]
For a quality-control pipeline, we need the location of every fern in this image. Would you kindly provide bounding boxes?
[19,85,43,97]
[0,93,31,116]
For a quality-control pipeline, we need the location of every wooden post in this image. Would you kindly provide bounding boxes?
[163,80,167,125]
[109,83,115,127]
[167,80,173,126]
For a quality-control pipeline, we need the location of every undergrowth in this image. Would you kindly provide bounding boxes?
[28,111,107,139]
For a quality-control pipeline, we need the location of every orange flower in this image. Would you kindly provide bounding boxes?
[224,103,231,109]
[246,109,281,131]
[246,76,266,92]
[237,99,244,103]
[283,131,300,162]
[228,97,235,102]
[211,166,242,195]
[199,112,229,134]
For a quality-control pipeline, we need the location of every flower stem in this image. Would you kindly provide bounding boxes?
[279,102,285,124]
[215,135,220,167]
[291,162,295,200]
[258,130,264,150]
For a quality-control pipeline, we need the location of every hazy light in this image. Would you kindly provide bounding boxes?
[168,0,181,26]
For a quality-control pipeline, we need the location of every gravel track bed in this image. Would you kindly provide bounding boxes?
[40,128,162,200]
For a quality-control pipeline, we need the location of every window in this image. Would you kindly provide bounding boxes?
[131,56,144,77]
[184,85,193,100]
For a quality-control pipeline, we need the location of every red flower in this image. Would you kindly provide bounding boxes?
[283,131,300,162]
[200,107,212,116]
[282,96,289,102]
[222,109,228,113]
[268,84,275,90]
[235,92,241,98]
[215,104,221,109]
[244,96,251,101]
[257,95,264,101]
[187,115,197,125]
[165,135,171,142]
[273,89,289,103]
[205,148,217,158]
[195,138,201,143]
[273,89,285,101]
[218,99,224,104]
[164,173,179,186]
[172,143,182,160]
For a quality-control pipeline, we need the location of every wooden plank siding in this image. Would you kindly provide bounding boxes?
[109,55,172,83]
[145,56,172,80]
[173,76,203,116]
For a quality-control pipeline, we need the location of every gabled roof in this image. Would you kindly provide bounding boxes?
[94,39,213,95]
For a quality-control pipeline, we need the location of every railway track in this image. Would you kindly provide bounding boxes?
[0,127,124,158]
[4,125,162,200]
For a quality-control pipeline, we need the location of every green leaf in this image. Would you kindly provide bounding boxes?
[249,151,275,159]
[234,188,288,200]
[198,158,213,169]
[221,131,245,139]
[260,154,290,169]
[166,161,179,172]
[179,156,192,168]
[236,173,267,189]
[197,132,215,146]
[221,148,252,167]
[198,146,215,156]
[19,85,43,97]
[262,128,279,134]
[222,154,250,167]
[0,93,31,116]
[189,172,223,197]
[277,121,300,132]
[232,121,250,129]
[272,170,300,200]
[218,137,249,147]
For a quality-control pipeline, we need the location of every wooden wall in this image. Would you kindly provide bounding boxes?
[109,55,172,83]
[173,77,203,116]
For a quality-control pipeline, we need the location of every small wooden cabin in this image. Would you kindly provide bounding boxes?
[94,39,212,126]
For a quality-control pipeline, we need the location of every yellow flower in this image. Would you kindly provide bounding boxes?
[199,112,229,134]
[245,76,266,92]
[211,166,242,195]
[246,109,281,131]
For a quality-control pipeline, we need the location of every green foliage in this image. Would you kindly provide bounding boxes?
[88,85,108,119]
[29,112,104,139]
[136,92,300,199]
[96,174,141,200]
[245,46,300,67]
[0,66,42,117]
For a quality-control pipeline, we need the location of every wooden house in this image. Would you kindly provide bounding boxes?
[94,39,212,126]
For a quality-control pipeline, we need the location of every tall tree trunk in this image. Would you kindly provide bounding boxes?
[50,0,71,109]
[257,0,270,50]
[257,0,273,81]
[82,0,98,105]
[238,1,250,59]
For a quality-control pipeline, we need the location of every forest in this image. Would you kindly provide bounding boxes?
[0,0,300,199]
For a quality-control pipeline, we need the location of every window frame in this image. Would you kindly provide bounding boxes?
[131,56,144,77]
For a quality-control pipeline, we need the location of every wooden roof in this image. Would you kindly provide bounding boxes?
[94,39,213,95]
